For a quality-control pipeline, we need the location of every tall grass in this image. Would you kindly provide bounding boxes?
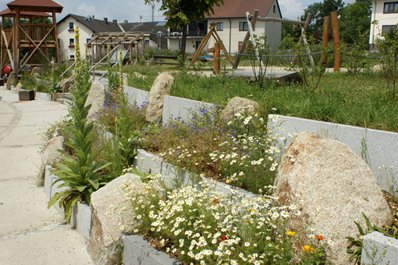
[127,66,398,132]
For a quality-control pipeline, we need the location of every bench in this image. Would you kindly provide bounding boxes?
[153,55,179,65]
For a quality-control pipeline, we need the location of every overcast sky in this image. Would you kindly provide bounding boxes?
[0,0,354,22]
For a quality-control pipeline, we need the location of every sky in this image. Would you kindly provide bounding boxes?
[0,0,354,22]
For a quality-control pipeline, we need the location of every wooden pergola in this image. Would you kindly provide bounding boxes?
[0,0,63,74]
[87,32,147,64]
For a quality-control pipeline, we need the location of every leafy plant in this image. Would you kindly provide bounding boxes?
[48,28,110,221]
[377,28,398,101]
[248,35,269,90]
[346,213,384,264]
[295,43,326,92]
[108,52,139,176]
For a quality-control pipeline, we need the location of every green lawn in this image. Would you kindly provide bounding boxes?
[124,64,398,132]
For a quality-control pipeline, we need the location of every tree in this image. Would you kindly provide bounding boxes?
[303,0,345,42]
[339,0,371,49]
[145,0,224,64]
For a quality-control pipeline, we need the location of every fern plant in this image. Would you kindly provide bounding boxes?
[48,27,110,222]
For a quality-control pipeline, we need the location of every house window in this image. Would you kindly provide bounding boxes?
[144,39,150,47]
[69,38,75,47]
[216,22,224,31]
[69,22,74,31]
[239,22,248,31]
[69,54,75,60]
[86,38,91,44]
[382,25,397,35]
[384,2,398,13]
[273,5,276,13]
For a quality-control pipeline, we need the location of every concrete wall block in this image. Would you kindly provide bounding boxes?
[267,115,398,195]
[123,235,181,265]
[361,232,398,265]
[134,149,163,175]
[162,95,217,126]
[44,165,53,200]
[35,92,51,101]
[124,85,149,108]
[76,202,92,239]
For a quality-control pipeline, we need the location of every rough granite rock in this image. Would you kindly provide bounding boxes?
[31,67,41,76]
[15,82,23,92]
[145,72,174,123]
[88,173,144,265]
[37,136,64,183]
[6,73,16,90]
[86,81,106,120]
[275,132,392,265]
[220,97,260,121]
[58,77,74,92]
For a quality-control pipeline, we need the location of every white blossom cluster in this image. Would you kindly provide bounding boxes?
[130,182,304,264]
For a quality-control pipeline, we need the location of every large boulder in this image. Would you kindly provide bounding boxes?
[14,82,23,92]
[86,81,106,120]
[6,73,16,90]
[145,73,174,123]
[37,136,64,184]
[58,77,74,92]
[275,132,392,265]
[31,67,41,76]
[88,173,144,265]
[220,97,260,121]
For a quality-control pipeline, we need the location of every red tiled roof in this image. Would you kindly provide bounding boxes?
[206,0,274,18]
[7,0,63,13]
[0,8,50,17]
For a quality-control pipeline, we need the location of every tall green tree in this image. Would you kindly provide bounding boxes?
[303,0,345,42]
[145,0,224,63]
[339,0,371,48]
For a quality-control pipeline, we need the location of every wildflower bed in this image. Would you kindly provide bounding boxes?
[125,179,327,265]
[99,104,283,194]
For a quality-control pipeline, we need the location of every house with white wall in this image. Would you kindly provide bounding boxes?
[206,0,282,53]
[167,0,282,54]
[369,0,398,49]
[57,14,121,61]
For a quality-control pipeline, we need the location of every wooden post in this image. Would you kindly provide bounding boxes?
[233,9,259,69]
[52,11,60,63]
[301,15,314,68]
[320,16,329,66]
[330,11,341,72]
[14,10,20,73]
[213,42,220,75]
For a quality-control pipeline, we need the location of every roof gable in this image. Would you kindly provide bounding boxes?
[206,0,276,18]
[58,14,122,33]
[7,0,63,13]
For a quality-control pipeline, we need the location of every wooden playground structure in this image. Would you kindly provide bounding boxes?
[0,0,63,74]
[87,32,148,64]
[190,9,341,74]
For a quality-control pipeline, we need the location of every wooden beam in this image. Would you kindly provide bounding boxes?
[14,10,20,73]
[330,11,341,72]
[233,9,259,69]
[52,12,60,63]
[249,15,306,25]
[1,30,14,69]
[20,25,54,66]
[18,25,49,64]
[320,16,329,66]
